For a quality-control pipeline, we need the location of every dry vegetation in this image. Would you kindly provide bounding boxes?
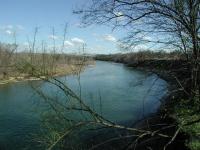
[0,43,93,84]
[95,50,185,63]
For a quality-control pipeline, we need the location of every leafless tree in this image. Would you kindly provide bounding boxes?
[0,32,18,78]
[74,0,200,98]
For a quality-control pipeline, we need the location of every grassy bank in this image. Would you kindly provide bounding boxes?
[95,52,199,150]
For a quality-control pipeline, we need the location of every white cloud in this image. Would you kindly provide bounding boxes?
[71,37,85,44]
[143,35,152,41]
[48,35,59,40]
[103,34,117,42]
[0,25,24,36]
[115,11,123,17]
[64,40,74,47]
[114,11,124,21]
[5,30,13,35]
[134,44,148,50]
[93,33,118,43]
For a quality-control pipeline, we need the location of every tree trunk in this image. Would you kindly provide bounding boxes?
[191,36,199,101]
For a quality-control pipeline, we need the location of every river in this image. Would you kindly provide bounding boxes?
[0,61,168,149]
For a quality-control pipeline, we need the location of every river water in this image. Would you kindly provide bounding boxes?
[0,61,168,149]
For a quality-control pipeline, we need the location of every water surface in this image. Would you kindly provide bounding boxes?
[0,61,168,149]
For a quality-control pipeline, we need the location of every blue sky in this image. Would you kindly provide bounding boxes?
[0,0,126,54]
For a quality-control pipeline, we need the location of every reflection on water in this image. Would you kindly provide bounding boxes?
[0,61,168,149]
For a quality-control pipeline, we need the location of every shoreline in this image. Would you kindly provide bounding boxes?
[0,61,95,86]
[0,76,44,85]
[95,58,190,150]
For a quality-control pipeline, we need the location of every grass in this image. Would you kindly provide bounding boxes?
[173,97,200,150]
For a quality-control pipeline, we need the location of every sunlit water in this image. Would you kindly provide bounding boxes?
[0,61,168,149]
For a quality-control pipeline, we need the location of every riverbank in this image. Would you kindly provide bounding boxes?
[95,56,199,150]
[0,52,94,85]
[0,60,94,85]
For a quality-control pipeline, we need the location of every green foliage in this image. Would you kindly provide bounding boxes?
[187,140,200,150]
[174,99,200,150]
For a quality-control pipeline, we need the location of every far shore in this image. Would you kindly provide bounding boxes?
[0,61,95,85]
